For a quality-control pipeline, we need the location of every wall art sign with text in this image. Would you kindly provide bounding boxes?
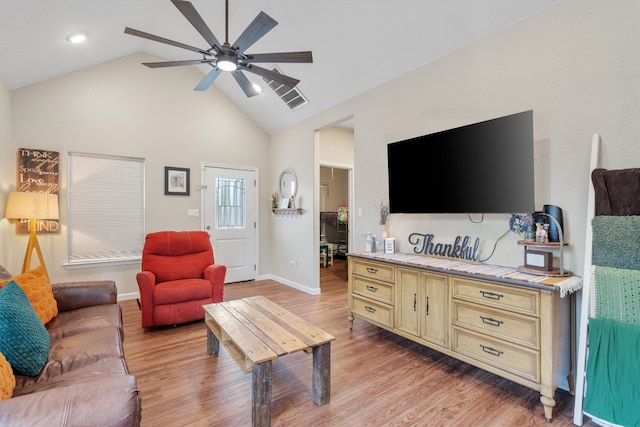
[16,148,60,235]
[409,233,480,261]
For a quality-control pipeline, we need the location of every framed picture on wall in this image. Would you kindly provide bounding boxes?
[165,166,190,196]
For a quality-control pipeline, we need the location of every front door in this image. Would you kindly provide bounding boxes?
[203,165,256,283]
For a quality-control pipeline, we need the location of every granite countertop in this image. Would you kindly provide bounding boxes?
[348,251,582,297]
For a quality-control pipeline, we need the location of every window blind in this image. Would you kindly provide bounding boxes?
[67,152,145,266]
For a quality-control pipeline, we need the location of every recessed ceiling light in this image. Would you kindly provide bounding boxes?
[67,33,87,44]
[252,83,263,94]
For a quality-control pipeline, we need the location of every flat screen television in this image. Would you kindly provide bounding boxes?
[387,110,534,214]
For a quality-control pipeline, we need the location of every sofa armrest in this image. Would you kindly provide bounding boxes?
[52,280,117,312]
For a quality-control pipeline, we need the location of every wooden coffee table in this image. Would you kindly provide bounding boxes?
[203,296,335,426]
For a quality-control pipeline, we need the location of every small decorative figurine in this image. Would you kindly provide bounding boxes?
[535,222,548,243]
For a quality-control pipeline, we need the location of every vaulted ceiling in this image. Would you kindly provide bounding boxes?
[0,0,559,134]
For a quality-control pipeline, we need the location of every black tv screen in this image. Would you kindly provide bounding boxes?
[388,110,534,214]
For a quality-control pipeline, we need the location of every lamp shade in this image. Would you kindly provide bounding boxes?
[4,192,59,220]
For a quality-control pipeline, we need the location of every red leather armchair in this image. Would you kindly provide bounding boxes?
[136,231,225,328]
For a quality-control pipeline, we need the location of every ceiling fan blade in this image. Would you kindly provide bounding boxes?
[170,0,222,49]
[245,51,313,64]
[232,11,278,52]
[194,68,222,91]
[231,71,260,98]
[142,59,214,68]
[124,27,210,56]
[241,64,300,87]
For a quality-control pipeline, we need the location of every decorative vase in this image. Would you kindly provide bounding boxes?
[380,224,388,241]
[525,225,535,241]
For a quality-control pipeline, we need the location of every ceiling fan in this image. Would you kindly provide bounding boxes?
[124,0,312,97]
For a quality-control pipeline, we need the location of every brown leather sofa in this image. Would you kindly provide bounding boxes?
[0,279,141,426]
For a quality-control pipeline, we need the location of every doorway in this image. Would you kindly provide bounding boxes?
[202,164,257,283]
[316,120,355,289]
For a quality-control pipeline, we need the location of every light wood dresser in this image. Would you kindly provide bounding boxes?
[347,252,577,422]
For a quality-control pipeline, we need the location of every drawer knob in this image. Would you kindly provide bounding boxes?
[365,306,377,313]
[480,316,503,327]
[480,290,504,300]
[480,344,504,357]
[366,267,379,274]
[366,285,378,292]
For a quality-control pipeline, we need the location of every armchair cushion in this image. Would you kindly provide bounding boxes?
[153,278,214,305]
[142,230,214,282]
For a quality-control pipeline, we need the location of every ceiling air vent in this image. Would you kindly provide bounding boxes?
[262,66,308,110]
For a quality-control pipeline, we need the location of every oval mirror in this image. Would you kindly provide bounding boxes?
[279,168,297,201]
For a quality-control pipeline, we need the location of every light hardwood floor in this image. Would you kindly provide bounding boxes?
[120,259,593,426]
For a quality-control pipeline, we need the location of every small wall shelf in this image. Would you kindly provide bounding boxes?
[516,212,570,276]
[271,208,303,217]
[516,240,569,247]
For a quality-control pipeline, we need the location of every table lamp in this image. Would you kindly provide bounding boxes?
[4,192,59,279]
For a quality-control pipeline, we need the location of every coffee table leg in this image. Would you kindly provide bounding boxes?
[252,361,272,427]
[312,342,331,405]
[206,328,219,356]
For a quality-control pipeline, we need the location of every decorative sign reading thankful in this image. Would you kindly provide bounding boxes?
[409,233,480,261]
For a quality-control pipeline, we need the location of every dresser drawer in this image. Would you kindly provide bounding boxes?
[352,276,394,304]
[452,277,539,316]
[352,259,395,283]
[452,328,540,383]
[351,295,393,328]
[452,301,539,349]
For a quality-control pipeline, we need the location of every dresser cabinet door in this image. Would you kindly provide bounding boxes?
[421,272,449,348]
[396,268,449,348]
[396,268,420,336]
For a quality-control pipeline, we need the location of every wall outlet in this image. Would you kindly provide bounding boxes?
[290,258,297,268]
[187,209,199,217]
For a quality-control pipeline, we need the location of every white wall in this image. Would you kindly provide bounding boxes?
[320,167,348,212]
[5,52,271,297]
[319,126,354,213]
[0,80,13,267]
[318,126,355,165]
[271,0,639,290]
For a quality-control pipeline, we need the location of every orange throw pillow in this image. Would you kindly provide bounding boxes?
[0,266,58,324]
[0,351,15,400]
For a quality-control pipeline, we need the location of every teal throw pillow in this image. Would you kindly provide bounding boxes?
[0,281,50,376]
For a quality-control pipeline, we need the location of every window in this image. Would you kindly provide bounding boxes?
[66,152,145,267]
[215,177,245,229]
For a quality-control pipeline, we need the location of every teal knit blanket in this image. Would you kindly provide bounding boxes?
[584,317,640,426]
[595,266,640,326]
[592,216,640,270]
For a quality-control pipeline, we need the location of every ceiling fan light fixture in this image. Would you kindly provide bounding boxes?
[217,54,238,71]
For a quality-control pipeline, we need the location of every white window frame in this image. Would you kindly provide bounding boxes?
[65,152,145,268]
